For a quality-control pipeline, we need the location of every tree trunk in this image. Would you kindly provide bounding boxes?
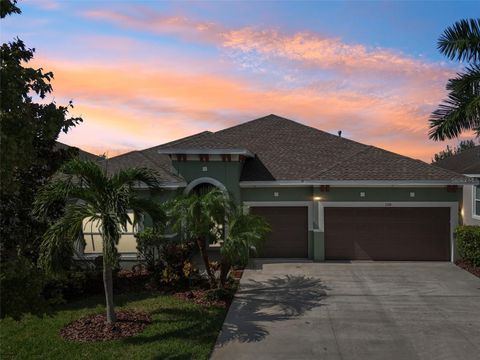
[219,258,231,289]
[103,260,116,323]
[196,237,216,287]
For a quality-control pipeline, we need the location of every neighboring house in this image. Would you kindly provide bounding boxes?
[55,141,102,162]
[80,114,475,263]
[434,145,480,226]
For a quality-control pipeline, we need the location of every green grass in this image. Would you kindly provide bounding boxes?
[0,292,227,360]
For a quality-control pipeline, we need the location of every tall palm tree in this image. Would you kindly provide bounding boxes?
[219,209,270,288]
[33,159,165,323]
[168,188,231,287]
[429,18,480,140]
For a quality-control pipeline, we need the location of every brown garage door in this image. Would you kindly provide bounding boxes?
[250,206,308,258]
[325,207,450,261]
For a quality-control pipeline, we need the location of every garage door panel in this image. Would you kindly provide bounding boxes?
[325,207,450,261]
[251,206,308,258]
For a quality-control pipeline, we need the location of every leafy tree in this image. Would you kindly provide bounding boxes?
[432,139,477,163]
[219,209,270,288]
[1,0,83,319]
[0,0,82,262]
[34,159,166,323]
[168,188,231,287]
[429,19,480,140]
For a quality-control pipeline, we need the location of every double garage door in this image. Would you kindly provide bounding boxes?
[251,206,450,261]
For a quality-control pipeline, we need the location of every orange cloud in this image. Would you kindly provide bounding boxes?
[39,53,455,162]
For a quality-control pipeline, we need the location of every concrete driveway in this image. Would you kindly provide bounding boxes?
[211,260,480,360]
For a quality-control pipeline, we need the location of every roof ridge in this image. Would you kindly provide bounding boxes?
[154,131,213,149]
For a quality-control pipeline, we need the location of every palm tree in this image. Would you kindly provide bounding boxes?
[429,18,480,140]
[219,209,270,288]
[33,159,165,323]
[168,188,231,287]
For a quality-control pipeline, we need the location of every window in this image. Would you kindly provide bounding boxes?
[82,212,141,254]
[475,185,480,217]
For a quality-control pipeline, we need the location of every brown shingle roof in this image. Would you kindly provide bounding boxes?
[55,142,102,162]
[98,131,216,185]
[433,145,480,174]
[159,114,469,183]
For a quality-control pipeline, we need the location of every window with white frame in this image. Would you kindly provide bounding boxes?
[82,212,142,254]
[475,185,480,217]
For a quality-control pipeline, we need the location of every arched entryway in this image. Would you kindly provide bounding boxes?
[184,177,229,244]
[183,177,228,195]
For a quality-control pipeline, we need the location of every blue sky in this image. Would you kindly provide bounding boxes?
[2,0,478,160]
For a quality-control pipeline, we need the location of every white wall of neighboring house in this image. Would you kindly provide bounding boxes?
[462,175,480,226]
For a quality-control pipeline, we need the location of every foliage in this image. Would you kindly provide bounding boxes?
[167,188,232,286]
[0,1,83,320]
[0,292,227,360]
[456,225,480,267]
[429,18,480,140]
[135,227,167,271]
[157,243,195,287]
[432,139,477,162]
[33,159,166,322]
[0,256,46,320]
[221,210,271,267]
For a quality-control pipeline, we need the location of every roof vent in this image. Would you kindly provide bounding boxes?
[338,130,342,137]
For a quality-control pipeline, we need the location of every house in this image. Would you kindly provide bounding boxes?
[81,114,475,263]
[55,141,102,162]
[433,145,480,226]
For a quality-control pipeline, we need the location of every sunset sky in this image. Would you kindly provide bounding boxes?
[2,0,477,161]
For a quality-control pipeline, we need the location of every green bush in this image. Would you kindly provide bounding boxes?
[136,227,197,288]
[456,225,480,267]
[0,256,46,319]
[135,227,166,271]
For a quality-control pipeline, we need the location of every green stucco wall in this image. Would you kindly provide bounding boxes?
[172,161,243,203]
[242,186,460,202]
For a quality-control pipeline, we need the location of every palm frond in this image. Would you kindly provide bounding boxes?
[39,203,95,273]
[110,167,161,189]
[129,197,167,229]
[429,65,480,140]
[33,179,96,219]
[438,18,480,62]
[60,158,108,195]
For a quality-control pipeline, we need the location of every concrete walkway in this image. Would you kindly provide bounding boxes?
[211,260,480,360]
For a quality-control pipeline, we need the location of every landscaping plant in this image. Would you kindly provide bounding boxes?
[429,18,480,140]
[168,188,231,287]
[456,225,480,267]
[34,159,166,323]
[219,209,271,288]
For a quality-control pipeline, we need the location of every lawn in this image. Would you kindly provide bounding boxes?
[0,292,227,360]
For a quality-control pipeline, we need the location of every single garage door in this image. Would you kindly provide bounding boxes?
[250,206,308,258]
[325,207,450,261]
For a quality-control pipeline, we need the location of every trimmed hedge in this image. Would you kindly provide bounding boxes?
[456,225,480,267]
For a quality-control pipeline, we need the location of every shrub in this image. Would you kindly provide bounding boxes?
[136,227,196,288]
[456,225,480,267]
[135,227,166,271]
[0,256,46,319]
[149,243,196,288]
[42,271,104,304]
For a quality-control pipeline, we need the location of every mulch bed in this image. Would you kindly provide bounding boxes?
[174,289,230,308]
[61,310,152,342]
[455,259,480,278]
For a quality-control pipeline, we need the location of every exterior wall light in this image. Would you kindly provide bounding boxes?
[313,196,322,201]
